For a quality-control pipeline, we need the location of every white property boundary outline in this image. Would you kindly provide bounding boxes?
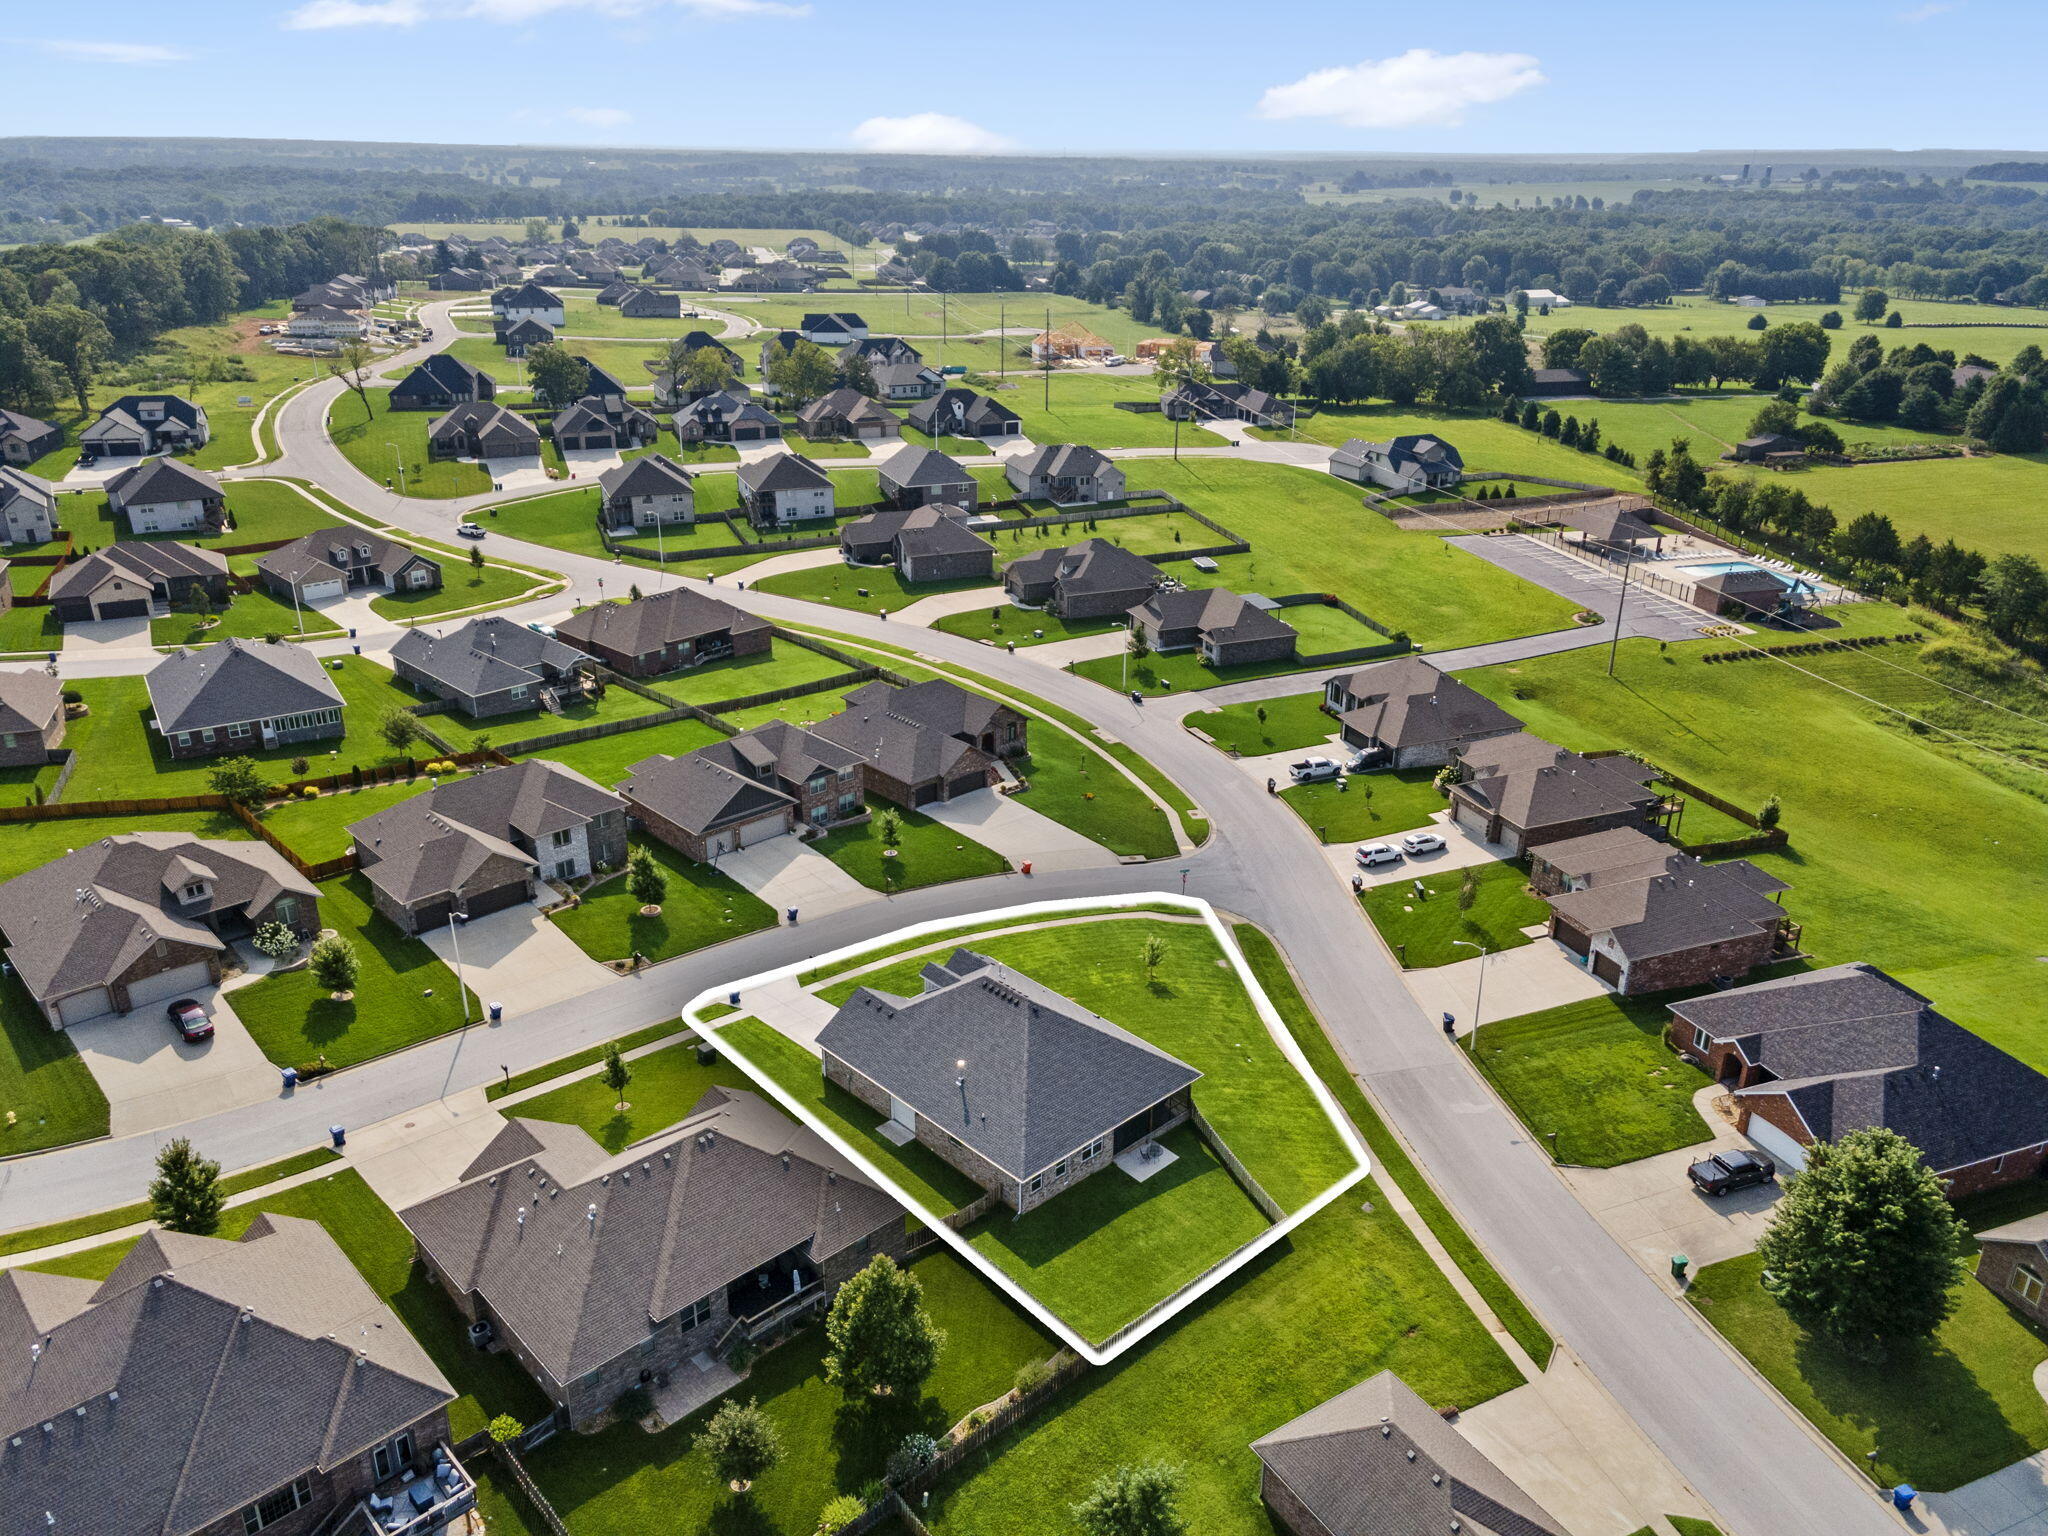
[682,892,1372,1366]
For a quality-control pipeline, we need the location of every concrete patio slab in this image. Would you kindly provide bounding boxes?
[419,899,615,1017]
[1400,939,1609,1034]
[1116,1140,1178,1182]
[715,836,875,920]
[71,985,281,1138]
[918,789,1109,871]
[647,1351,742,1431]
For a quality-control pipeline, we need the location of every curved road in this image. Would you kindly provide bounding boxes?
[4,307,1905,1536]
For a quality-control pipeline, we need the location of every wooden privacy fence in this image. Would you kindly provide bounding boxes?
[1187,1102,1285,1222]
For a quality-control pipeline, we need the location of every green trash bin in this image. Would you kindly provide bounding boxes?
[1671,1253,1690,1283]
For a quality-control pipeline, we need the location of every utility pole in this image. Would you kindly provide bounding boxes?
[1606,551,1634,676]
[1172,411,1181,463]
[998,300,1006,381]
[1044,306,1052,413]
[386,442,406,497]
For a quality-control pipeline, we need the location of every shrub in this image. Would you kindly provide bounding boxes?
[612,1385,654,1424]
[884,1432,940,1484]
[251,921,300,959]
[817,1495,866,1534]
[300,785,320,799]
[487,1414,523,1445]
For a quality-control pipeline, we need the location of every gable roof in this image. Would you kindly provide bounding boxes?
[621,720,862,836]
[819,949,1200,1180]
[0,669,61,737]
[554,588,769,658]
[812,679,1014,787]
[389,615,589,701]
[1252,1370,1565,1536]
[1451,732,1658,832]
[0,1214,452,1536]
[400,1088,900,1385]
[1012,442,1115,480]
[256,527,434,588]
[876,444,973,490]
[1133,587,1295,645]
[0,463,56,516]
[104,456,222,507]
[599,453,694,501]
[427,402,541,451]
[1006,538,1162,598]
[145,638,344,735]
[798,388,895,427]
[394,353,494,397]
[737,452,831,493]
[1331,658,1519,752]
[48,541,228,605]
[497,281,559,310]
[1546,858,1788,962]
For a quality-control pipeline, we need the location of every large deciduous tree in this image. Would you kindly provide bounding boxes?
[823,1255,945,1400]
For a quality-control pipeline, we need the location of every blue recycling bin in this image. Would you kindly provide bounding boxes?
[281,1066,298,1090]
[488,1002,503,1023]
[329,1125,347,1150]
[1892,1486,1917,1511]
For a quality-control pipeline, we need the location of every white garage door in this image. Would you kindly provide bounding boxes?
[56,988,112,1027]
[123,962,215,1012]
[734,812,787,849]
[1453,799,1491,839]
[302,579,346,604]
[1746,1115,1809,1173]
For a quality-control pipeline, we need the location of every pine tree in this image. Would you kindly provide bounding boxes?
[149,1138,224,1235]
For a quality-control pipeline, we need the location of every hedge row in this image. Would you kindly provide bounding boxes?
[1700,632,1924,663]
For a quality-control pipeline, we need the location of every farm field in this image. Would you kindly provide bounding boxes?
[387,221,881,258]
[1568,394,1954,467]
[1723,452,2048,563]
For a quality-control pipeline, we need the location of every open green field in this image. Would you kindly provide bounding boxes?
[550,835,775,966]
[1361,862,1550,968]
[1186,690,1339,755]
[1690,1251,2048,1490]
[723,290,1158,351]
[1283,766,1445,842]
[1723,453,2048,563]
[228,874,477,1070]
[1255,404,1641,488]
[1000,373,1229,448]
[1474,995,1719,1166]
[810,798,1009,890]
[522,1249,1047,1536]
[62,656,439,800]
[329,388,492,498]
[1580,393,1952,468]
[924,1190,1519,1535]
[1459,623,2048,1066]
[513,1035,757,1152]
[27,1170,549,1442]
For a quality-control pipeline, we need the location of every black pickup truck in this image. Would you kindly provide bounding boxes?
[1688,1149,1777,1196]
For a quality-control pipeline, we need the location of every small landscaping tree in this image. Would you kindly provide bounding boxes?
[627,845,667,910]
[1141,933,1169,981]
[1757,793,1783,831]
[379,709,424,754]
[824,1255,945,1401]
[487,1415,523,1446]
[877,808,902,849]
[290,756,309,777]
[600,1040,632,1112]
[884,1432,940,1483]
[1756,1126,1969,1359]
[527,344,592,410]
[251,921,300,959]
[309,933,359,997]
[1071,1462,1189,1536]
[1127,629,1149,663]
[149,1137,224,1235]
[206,755,268,808]
[469,543,485,576]
[695,1398,781,1492]
[1457,868,1478,913]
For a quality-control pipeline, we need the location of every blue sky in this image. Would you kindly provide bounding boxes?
[15,0,2048,156]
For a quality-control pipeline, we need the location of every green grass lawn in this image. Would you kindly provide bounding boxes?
[923,1193,1521,1535]
[151,587,343,647]
[838,918,1356,1215]
[1256,404,1641,489]
[0,808,247,880]
[752,560,998,617]
[1581,393,1951,470]
[228,874,477,1070]
[56,478,333,553]
[965,1122,1270,1345]
[420,679,672,753]
[1185,690,1337,755]
[551,836,775,965]
[523,1249,1049,1536]
[488,1017,688,1101]
[0,1148,339,1259]
[0,969,110,1157]
[1283,767,1446,843]
[1722,453,2048,563]
[481,486,745,564]
[259,776,436,862]
[330,389,493,498]
[1009,729,1177,860]
[1458,625,2048,1069]
[1689,1251,2048,1491]
[1002,373,1229,449]
[28,1170,549,1442]
[932,604,1124,650]
[1473,995,1717,1167]
[812,799,1010,891]
[644,639,852,706]
[514,714,728,784]
[1361,862,1550,968]
[513,1036,758,1152]
[369,551,546,620]
[898,424,995,457]
[0,601,62,657]
[1073,620,1395,697]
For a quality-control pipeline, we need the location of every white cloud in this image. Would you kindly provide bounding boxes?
[40,39,190,64]
[564,106,631,127]
[283,0,426,25]
[1255,49,1545,130]
[850,113,1013,154]
[1897,0,1959,19]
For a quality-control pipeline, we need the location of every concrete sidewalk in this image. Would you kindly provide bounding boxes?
[1918,1394,2048,1534]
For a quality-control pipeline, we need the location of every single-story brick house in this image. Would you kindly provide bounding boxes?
[621,720,868,861]
[1325,658,1522,769]
[907,388,1023,440]
[0,669,64,767]
[1129,587,1298,668]
[838,505,996,584]
[1004,443,1126,504]
[145,636,346,758]
[48,541,229,623]
[0,832,319,1026]
[819,949,1200,1213]
[813,678,1027,808]
[1003,538,1164,620]
[797,387,900,441]
[389,614,594,718]
[256,528,442,606]
[1668,963,2048,1191]
[1976,1215,2048,1329]
[400,1089,909,1429]
[427,402,542,461]
[1445,732,1664,854]
[103,458,227,535]
[553,587,771,678]
[598,453,696,530]
[351,759,628,932]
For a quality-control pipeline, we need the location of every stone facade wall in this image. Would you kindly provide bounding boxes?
[0,711,62,768]
[1207,631,1299,669]
[900,545,994,584]
[1976,1242,2048,1327]
[190,1405,455,1536]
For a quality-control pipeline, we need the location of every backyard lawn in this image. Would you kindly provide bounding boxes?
[1689,1251,2048,1491]
[329,389,493,498]
[28,1170,550,1442]
[1072,613,1396,696]
[1361,862,1549,968]
[522,1250,1050,1536]
[752,560,998,617]
[1001,373,1230,449]
[260,775,437,862]
[418,678,672,753]
[645,638,853,706]
[0,808,248,881]
[550,836,775,966]
[0,970,110,1157]
[514,714,727,784]
[1283,767,1445,842]
[812,799,1010,891]
[1473,995,1718,1167]
[513,1036,758,1152]
[1185,690,1337,755]
[229,874,478,1071]
[63,478,334,552]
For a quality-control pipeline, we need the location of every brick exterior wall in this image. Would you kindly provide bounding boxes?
[1447,790,1649,856]
[1258,1464,1341,1536]
[1936,1143,2048,1199]
[1049,582,1160,622]
[162,713,344,760]
[190,1405,455,1536]
[0,710,62,768]
[1976,1241,2048,1327]
[1556,919,1779,997]
[1206,631,1299,669]
[900,545,995,584]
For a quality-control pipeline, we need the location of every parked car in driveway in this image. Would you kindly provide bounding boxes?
[1356,843,1403,868]
[166,998,214,1043]
[1290,756,1341,784]
[1401,830,1448,855]
[1688,1149,1776,1196]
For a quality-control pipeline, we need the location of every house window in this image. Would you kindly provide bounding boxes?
[510,685,529,700]
[241,1477,313,1533]
[1079,1138,1104,1164]
[182,882,206,902]
[1054,1159,1069,1180]
[679,1295,714,1330]
[2015,1266,2045,1306]
[1027,1173,1044,1194]
[275,898,298,927]
[229,721,253,738]
[372,1431,415,1482]
[551,829,574,848]
[1691,1027,1712,1053]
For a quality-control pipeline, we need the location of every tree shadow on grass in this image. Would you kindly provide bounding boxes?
[706,1492,785,1536]
[828,1391,949,1494]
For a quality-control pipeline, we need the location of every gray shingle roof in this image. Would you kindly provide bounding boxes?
[621,721,861,837]
[256,527,435,588]
[598,453,694,502]
[400,1088,900,1385]
[103,456,223,508]
[554,588,769,659]
[1451,732,1658,833]
[0,463,56,519]
[47,541,227,606]
[1005,538,1162,599]
[0,1214,452,1536]
[1252,1370,1565,1536]
[1133,587,1295,646]
[812,679,1013,788]
[1545,859,1788,962]
[819,949,1200,1180]
[145,637,344,736]
[1011,442,1113,479]
[389,616,589,701]
[737,452,831,493]
[1332,658,1520,753]
[0,668,60,737]
[875,444,972,491]
[0,832,316,1010]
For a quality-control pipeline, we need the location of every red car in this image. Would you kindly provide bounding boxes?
[166,999,214,1043]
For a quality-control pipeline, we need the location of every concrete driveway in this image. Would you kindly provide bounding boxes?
[1558,1085,1783,1279]
[420,899,614,1016]
[1401,935,1610,1032]
[477,454,548,494]
[894,586,1008,627]
[1319,809,1513,889]
[715,835,875,919]
[71,986,280,1138]
[558,445,623,479]
[61,613,154,655]
[919,788,1112,871]
[1026,631,1131,669]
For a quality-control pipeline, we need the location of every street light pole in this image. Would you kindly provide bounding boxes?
[1606,550,1633,677]
[386,442,406,497]
[1451,939,1490,1053]
[447,904,469,1023]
